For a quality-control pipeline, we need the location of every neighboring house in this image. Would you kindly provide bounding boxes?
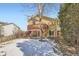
[0,22,21,36]
[27,15,61,38]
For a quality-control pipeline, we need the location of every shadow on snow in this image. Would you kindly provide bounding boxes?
[16,39,61,56]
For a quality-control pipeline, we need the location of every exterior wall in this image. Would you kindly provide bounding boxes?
[28,17,50,25]
[27,24,40,30]
[28,18,56,26]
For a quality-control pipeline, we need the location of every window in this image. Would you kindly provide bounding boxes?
[48,22,56,26]
[49,30,54,37]
[48,22,52,26]
[31,30,41,38]
[57,31,60,36]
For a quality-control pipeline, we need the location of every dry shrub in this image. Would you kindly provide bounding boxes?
[0,35,18,42]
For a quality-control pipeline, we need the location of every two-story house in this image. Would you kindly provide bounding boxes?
[27,15,61,38]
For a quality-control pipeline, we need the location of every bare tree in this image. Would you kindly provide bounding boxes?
[37,3,56,40]
[37,3,45,40]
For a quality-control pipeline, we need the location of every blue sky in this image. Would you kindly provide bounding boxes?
[0,3,61,31]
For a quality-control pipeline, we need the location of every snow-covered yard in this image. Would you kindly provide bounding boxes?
[0,39,62,56]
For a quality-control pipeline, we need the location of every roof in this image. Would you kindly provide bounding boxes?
[4,23,20,29]
[28,15,58,22]
[0,21,20,29]
[0,22,9,25]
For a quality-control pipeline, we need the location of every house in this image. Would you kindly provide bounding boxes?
[0,22,21,36]
[27,15,61,38]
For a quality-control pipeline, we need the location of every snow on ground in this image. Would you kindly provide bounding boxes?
[0,39,62,56]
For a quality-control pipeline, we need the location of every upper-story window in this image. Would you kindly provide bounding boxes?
[48,22,52,26]
[48,22,55,26]
[52,22,55,25]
